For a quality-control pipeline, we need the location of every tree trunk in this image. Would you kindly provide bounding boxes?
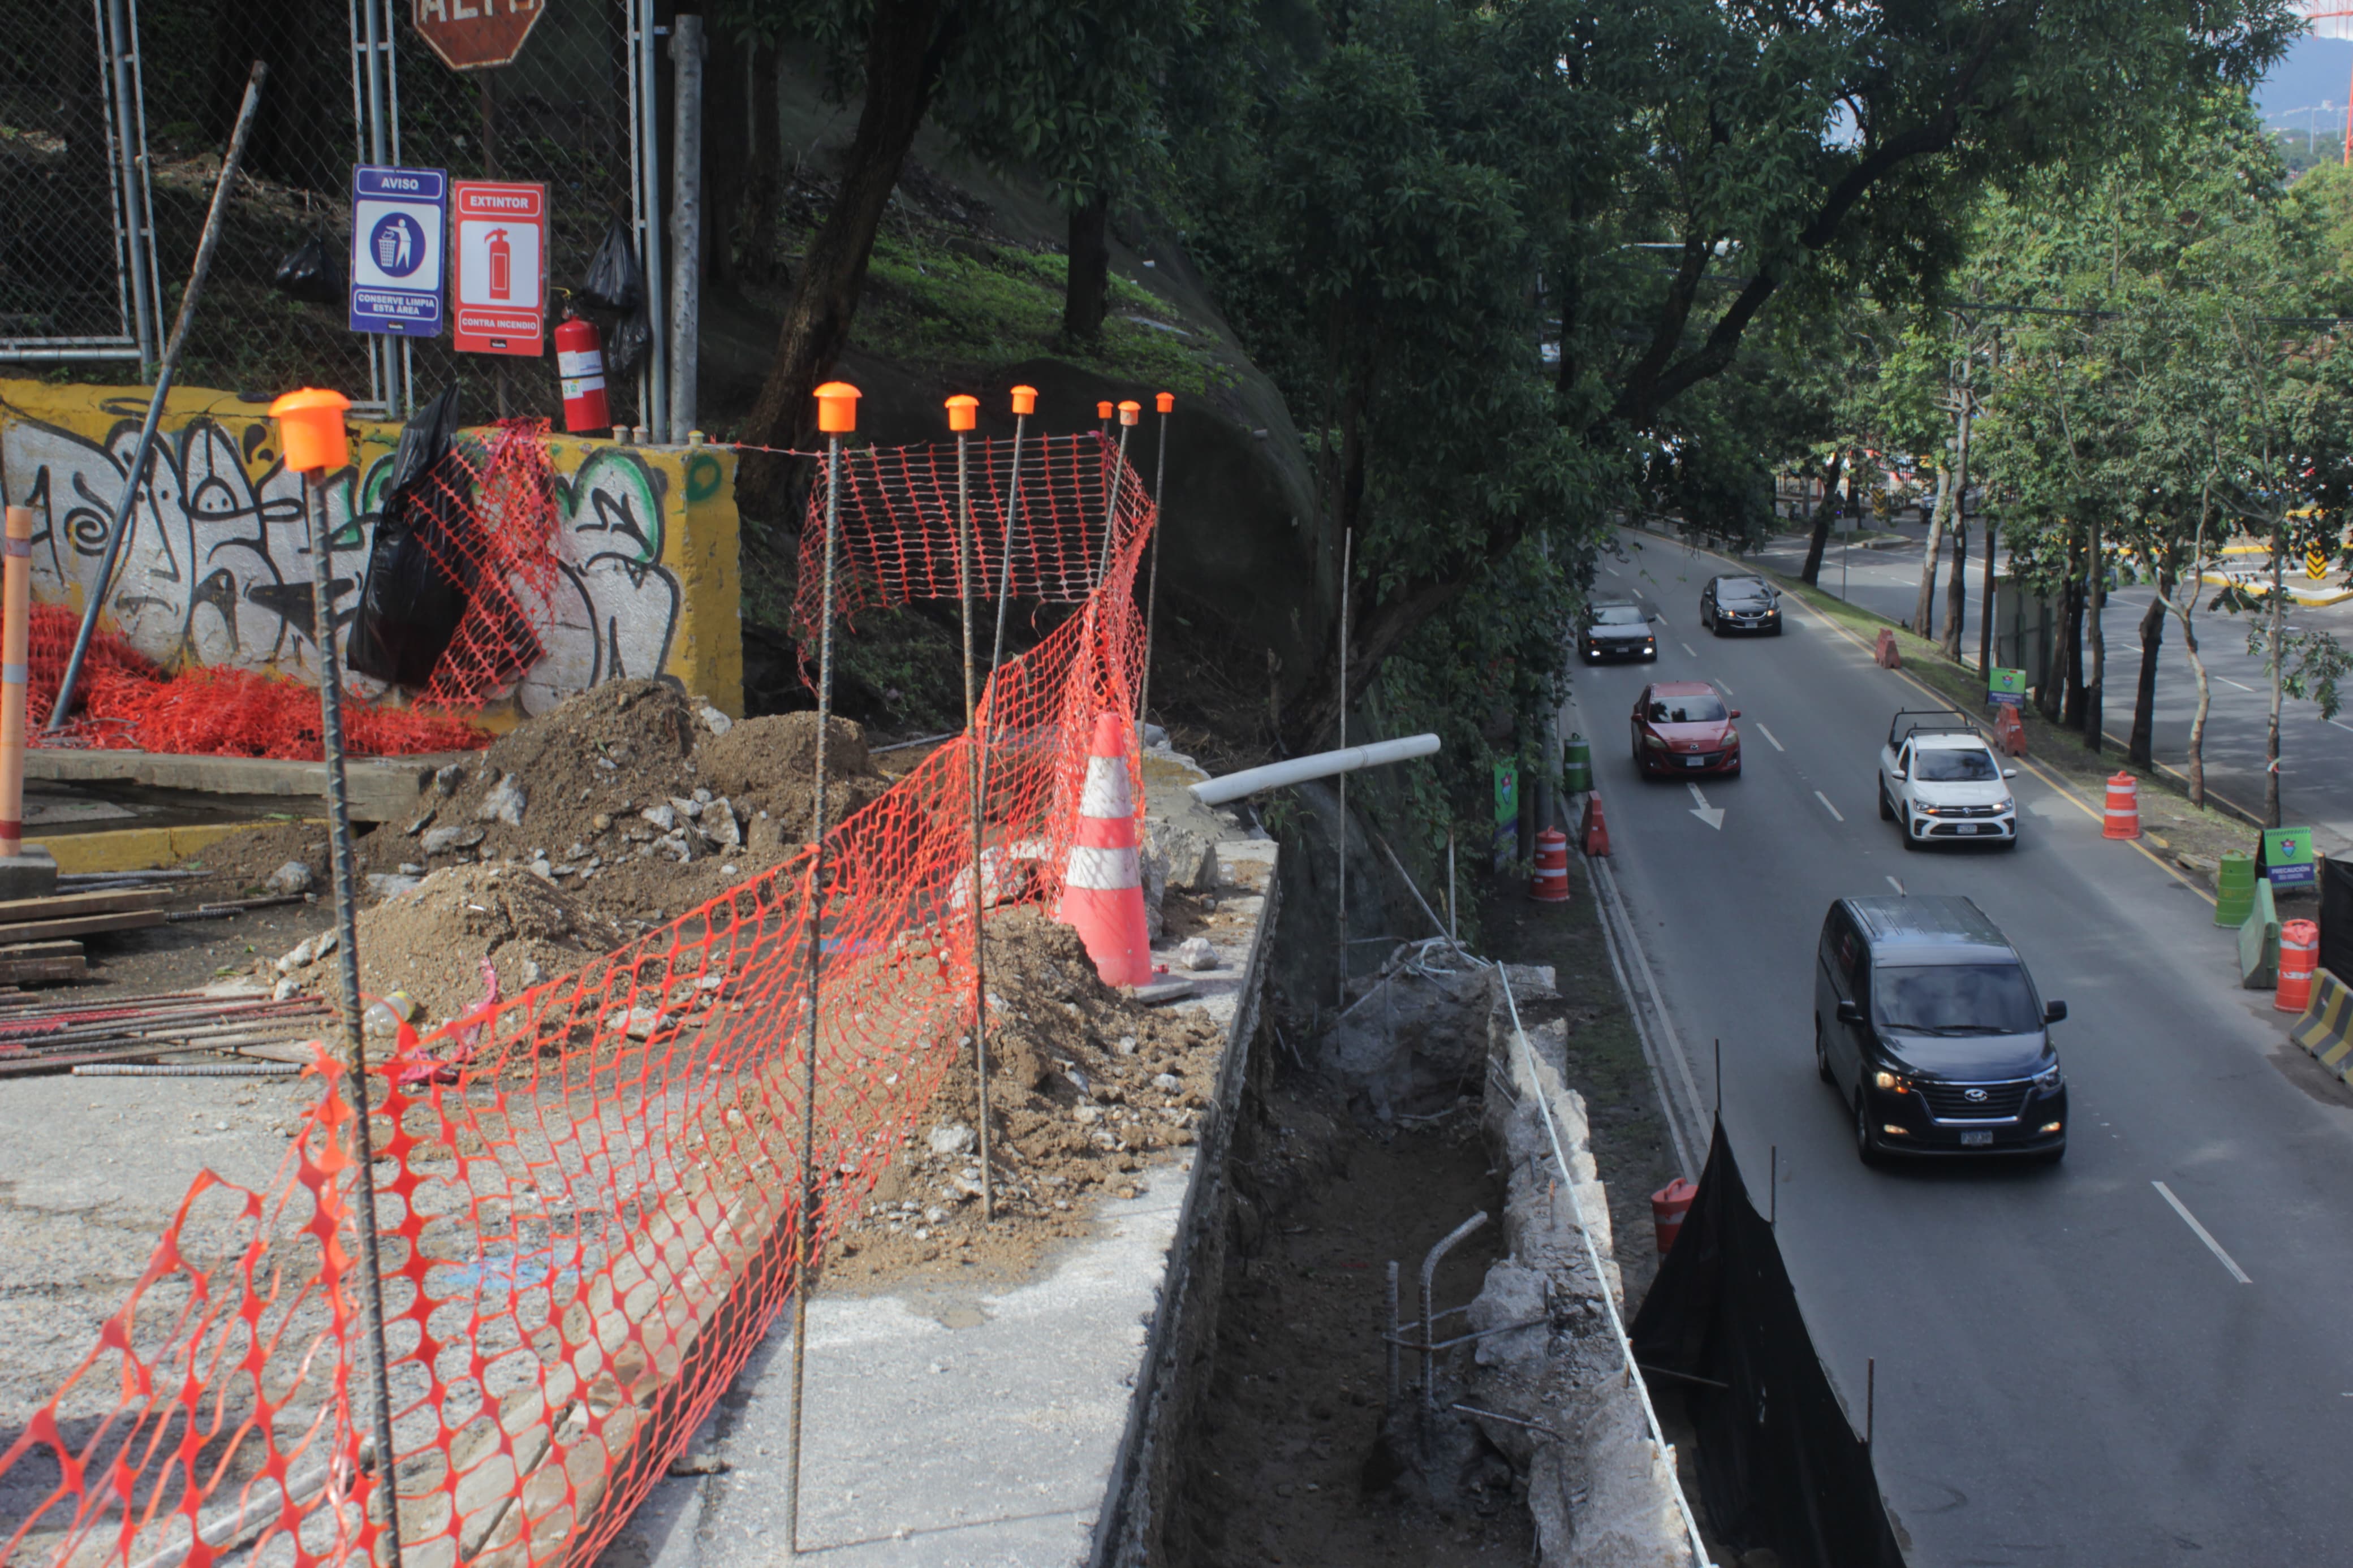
[1939,519,1967,660]
[2128,578,2165,769]
[1799,452,1843,585]
[1062,193,1111,345]
[2036,578,2072,721]
[2062,569,2088,727]
[2083,519,2104,752]
[737,0,950,516]
[2267,527,2285,827]
[1914,464,1949,634]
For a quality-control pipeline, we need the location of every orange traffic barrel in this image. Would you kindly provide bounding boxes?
[1528,828,1572,902]
[1652,1178,1697,1255]
[1581,793,1611,857]
[2279,921,2321,1013]
[1992,705,2027,757]
[1873,628,1902,668]
[2102,772,2140,840]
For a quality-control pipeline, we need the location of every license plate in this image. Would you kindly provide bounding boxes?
[1959,1130,1993,1147]
[1958,823,1982,834]
[1685,757,1705,767]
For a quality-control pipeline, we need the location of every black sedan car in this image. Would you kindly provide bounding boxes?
[1581,602,1657,662]
[1700,574,1783,636]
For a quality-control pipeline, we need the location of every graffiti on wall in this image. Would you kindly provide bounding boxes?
[0,398,684,712]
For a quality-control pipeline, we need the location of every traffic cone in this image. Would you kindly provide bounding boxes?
[1057,710,1154,987]
[1528,828,1572,902]
[1581,793,1611,857]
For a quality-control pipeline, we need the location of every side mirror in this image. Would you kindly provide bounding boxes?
[1649,612,1664,623]
[2044,1000,2068,1023]
[1729,709,1742,719]
[1836,999,1865,1025]
[2003,767,2019,778]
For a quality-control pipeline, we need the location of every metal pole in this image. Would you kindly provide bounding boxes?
[49,63,266,733]
[667,13,703,442]
[103,0,157,369]
[305,471,403,1568]
[1420,1212,1488,1424]
[955,426,992,1223]
[636,0,669,442]
[989,413,1030,678]
[1096,418,1133,586]
[1137,398,1170,724]
[1337,528,1351,1003]
[783,431,844,1556]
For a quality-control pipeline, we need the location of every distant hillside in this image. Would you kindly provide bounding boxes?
[2258,32,2353,122]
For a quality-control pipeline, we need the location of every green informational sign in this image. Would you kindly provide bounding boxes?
[1493,759,1519,871]
[1988,667,2028,707]
[2261,825,2317,888]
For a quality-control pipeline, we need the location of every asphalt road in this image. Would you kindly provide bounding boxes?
[1739,530,2353,854]
[1573,530,2353,1566]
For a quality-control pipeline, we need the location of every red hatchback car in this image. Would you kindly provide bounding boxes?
[1632,681,1742,777]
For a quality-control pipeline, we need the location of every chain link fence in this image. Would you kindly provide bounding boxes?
[3,0,659,429]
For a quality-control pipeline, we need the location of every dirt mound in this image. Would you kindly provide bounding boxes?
[351,864,624,1022]
[180,820,334,896]
[825,908,1227,1288]
[697,711,891,845]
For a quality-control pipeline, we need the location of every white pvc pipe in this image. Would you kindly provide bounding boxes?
[1188,733,1440,805]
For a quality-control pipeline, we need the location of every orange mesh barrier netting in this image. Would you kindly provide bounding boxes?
[410,420,562,712]
[0,434,1156,1568]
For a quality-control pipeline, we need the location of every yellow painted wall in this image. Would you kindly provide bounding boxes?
[0,378,741,717]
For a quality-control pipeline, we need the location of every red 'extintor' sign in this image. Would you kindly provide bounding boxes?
[413,0,546,72]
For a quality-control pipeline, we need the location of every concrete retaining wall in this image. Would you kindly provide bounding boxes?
[0,378,742,717]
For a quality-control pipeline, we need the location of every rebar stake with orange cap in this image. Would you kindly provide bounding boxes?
[1098,400,1141,585]
[1138,391,1173,725]
[946,394,993,1224]
[989,385,1038,678]
[268,386,403,1568]
[785,377,857,1558]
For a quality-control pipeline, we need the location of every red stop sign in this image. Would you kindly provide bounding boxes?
[413,0,546,72]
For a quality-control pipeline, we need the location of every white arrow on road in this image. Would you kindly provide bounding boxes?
[1687,782,1724,830]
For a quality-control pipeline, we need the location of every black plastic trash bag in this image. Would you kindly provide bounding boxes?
[346,387,472,689]
[579,218,644,313]
[272,232,342,305]
[604,308,652,379]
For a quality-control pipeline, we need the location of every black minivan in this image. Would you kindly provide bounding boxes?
[1815,896,2068,1164]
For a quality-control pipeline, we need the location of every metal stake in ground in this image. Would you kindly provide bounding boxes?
[988,386,1038,679]
[268,387,403,1568]
[1096,401,1140,586]
[1137,392,1174,725]
[1421,1211,1489,1437]
[1337,528,1352,1003]
[785,380,859,1557]
[946,395,993,1224]
[51,62,269,733]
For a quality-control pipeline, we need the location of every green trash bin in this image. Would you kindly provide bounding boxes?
[2216,852,2256,928]
[1563,732,1592,794]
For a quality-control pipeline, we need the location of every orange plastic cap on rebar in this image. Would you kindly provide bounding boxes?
[268,388,352,473]
[814,381,861,434]
[1096,401,1115,420]
[1155,391,1175,414]
[1117,400,1141,426]
[1010,384,1038,416]
[945,394,979,432]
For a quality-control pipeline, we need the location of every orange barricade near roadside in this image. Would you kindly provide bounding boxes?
[2280,921,2321,1014]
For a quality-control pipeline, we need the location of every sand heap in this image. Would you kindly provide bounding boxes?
[346,863,625,1022]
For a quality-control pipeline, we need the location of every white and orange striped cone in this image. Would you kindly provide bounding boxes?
[1058,710,1155,987]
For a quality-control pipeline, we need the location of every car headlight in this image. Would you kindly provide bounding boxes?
[1642,732,1667,749]
[1873,1069,1912,1094]
[2032,1062,2062,1092]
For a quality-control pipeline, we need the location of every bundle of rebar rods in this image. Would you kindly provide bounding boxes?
[0,990,333,1077]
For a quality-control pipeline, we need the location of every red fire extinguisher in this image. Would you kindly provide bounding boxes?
[555,312,610,435]
[487,228,512,299]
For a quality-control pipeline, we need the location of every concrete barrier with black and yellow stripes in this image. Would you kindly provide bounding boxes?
[2290,968,2353,1079]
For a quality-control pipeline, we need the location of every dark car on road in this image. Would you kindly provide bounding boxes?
[1631,681,1742,777]
[1815,895,2068,1165]
[1581,602,1656,662]
[1700,574,1783,636]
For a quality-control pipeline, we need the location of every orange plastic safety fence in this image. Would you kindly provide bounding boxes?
[410,421,563,712]
[0,434,1155,1568]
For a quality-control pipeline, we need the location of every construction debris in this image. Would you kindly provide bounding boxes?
[0,987,331,1077]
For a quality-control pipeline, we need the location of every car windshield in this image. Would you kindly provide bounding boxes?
[1592,607,1645,625]
[1915,748,1999,782]
[1648,694,1727,724]
[1718,580,1772,603]
[1873,963,2040,1035]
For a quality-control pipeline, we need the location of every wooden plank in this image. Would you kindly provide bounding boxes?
[0,941,84,961]
[0,956,88,984]
[0,888,173,922]
[0,910,166,943]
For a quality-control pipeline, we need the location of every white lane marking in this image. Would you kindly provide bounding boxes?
[2332,718,2353,736]
[1814,791,1845,823]
[1687,783,1725,830]
[1680,641,1699,658]
[1754,723,1785,751]
[1886,876,1904,894]
[2153,1181,2252,1284]
[2217,677,2255,692]
[1604,565,1622,577]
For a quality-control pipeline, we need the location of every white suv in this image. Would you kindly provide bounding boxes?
[1877,711,2020,850]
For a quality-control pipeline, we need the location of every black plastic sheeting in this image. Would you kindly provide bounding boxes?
[2322,857,2353,986]
[1630,1126,1906,1568]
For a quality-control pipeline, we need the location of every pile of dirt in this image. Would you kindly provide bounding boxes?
[697,712,893,845]
[344,864,625,1022]
[824,908,1229,1288]
[179,820,334,897]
